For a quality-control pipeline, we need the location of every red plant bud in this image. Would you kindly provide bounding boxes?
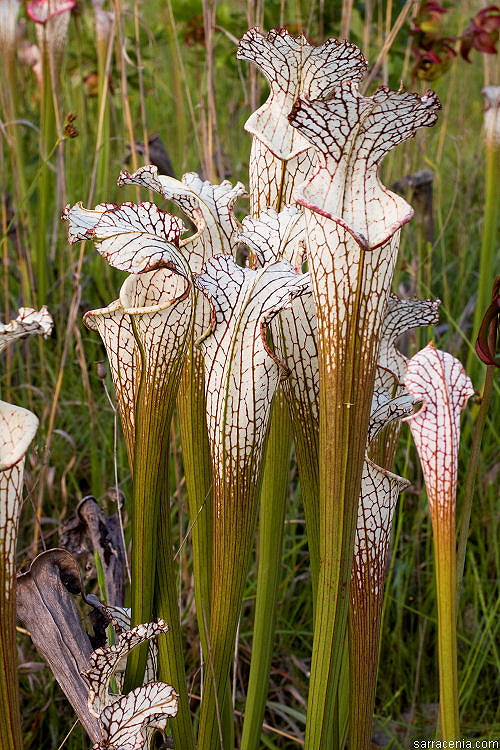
[412,1,448,39]
[475,276,500,367]
[460,6,500,62]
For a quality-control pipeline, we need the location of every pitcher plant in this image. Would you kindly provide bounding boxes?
[0,307,52,750]
[18,22,486,750]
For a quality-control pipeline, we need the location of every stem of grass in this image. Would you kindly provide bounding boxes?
[467,95,499,379]
[457,366,495,590]
[37,44,59,305]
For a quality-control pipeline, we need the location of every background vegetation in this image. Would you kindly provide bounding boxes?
[1,0,498,747]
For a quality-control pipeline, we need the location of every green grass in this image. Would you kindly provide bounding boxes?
[2,1,499,747]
